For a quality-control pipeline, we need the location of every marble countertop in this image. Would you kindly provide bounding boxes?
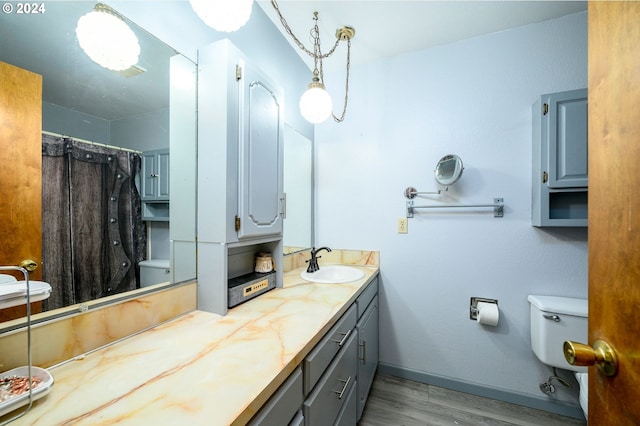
[3,265,378,426]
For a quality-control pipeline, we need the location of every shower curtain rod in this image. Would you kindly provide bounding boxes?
[42,130,142,154]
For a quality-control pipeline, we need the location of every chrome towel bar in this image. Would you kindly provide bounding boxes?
[406,198,504,218]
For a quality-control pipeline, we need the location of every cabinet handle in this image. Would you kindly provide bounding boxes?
[359,339,367,364]
[150,173,158,178]
[333,376,351,400]
[332,329,352,347]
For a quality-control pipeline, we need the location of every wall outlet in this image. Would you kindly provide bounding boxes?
[397,218,408,234]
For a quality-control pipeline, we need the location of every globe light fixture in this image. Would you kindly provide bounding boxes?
[76,3,140,72]
[189,0,253,32]
[299,70,333,124]
[271,2,355,124]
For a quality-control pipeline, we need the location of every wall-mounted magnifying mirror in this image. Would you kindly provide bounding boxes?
[434,154,464,187]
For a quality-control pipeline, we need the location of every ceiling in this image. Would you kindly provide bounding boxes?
[0,1,587,122]
[257,1,587,72]
[0,1,176,121]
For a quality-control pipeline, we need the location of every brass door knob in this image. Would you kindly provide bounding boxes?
[564,340,618,376]
[19,259,38,272]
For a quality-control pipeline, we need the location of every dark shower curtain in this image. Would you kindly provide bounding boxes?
[41,134,146,310]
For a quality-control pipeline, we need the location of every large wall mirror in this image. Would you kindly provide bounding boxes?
[283,125,313,254]
[0,1,196,330]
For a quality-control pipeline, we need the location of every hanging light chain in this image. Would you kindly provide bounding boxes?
[270,0,340,60]
[311,12,321,76]
[270,0,354,123]
[331,39,351,123]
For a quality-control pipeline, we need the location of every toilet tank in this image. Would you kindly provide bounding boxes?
[528,295,588,372]
[139,259,171,288]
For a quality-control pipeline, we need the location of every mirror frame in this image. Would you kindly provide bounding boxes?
[434,154,464,187]
[0,3,197,333]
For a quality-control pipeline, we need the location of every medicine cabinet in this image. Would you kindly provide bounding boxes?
[532,88,588,227]
[141,148,170,221]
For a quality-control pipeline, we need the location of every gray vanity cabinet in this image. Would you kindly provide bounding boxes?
[355,277,379,421]
[247,274,380,425]
[356,295,379,421]
[303,305,357,395]
[249,368,304,426]
[532,88,588,227]
[303,331,358,425]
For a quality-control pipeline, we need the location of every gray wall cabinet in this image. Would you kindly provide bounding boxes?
[142,149,170,201]
[141,148,170,221]
[197,39,284,245]
[197,39,284,315]
[532,88,588,227]
[236,64,284,240]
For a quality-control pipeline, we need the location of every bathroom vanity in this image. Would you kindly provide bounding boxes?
[0,265,379,425]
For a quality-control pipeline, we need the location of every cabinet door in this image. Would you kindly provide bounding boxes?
[249,368,303,426]
[141,151,158,200]
[334,377,357,426]
[356,296,379,421]
[237,60,284,239]
[141,149,170,201]
[303,332,357,425]
[546,89,588,188]
[156,150,170,200]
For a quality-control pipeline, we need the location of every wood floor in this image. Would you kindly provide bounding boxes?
[358,374,587,426]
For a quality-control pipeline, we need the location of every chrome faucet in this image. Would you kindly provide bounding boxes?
[306,247,332,273]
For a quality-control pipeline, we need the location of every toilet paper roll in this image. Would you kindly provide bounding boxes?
[476,301,499,326]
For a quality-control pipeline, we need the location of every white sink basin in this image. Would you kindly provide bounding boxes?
[300,265,365,284]
[0,280,52,309]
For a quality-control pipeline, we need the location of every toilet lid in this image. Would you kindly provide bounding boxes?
[139,259,170,269]
[527,295,588,317]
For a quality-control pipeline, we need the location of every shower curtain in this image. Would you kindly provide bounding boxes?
[41,134,146,310]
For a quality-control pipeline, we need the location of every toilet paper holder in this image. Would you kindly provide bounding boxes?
[469,297,498,320]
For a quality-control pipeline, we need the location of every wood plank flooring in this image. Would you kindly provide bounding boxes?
[358,374,587,426]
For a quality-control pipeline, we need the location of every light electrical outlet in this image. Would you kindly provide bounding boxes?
[397,218,408,234]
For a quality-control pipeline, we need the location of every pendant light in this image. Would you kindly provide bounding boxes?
[189,0,253,32]
[270,2,355,124]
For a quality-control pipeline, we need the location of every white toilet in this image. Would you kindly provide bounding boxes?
[138,259,171,288]
[527,295,588,419]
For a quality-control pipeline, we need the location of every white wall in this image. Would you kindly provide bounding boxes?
[43,102,111,144]
[111,108,169,152]
[316,11,588,410]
